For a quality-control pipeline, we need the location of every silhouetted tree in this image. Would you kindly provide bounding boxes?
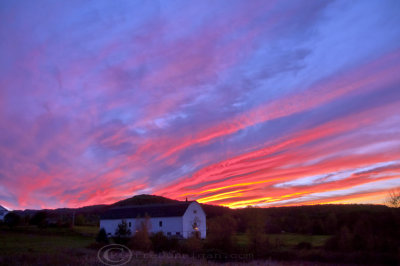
[326,212,338,234]
[114,220,131,244]
[246,208,269,257]
[96,228,109,244]
[299,214,313,234]
[75,214,86,226]
[4,212,20,228]
[206,214,237,252]
[338,226,353,251]
[23,214,31,226]
[353,217,374,251]
[312,219,325,235]
[30,211,47,228]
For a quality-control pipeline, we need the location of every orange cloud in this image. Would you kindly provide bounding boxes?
[155,100,400,208]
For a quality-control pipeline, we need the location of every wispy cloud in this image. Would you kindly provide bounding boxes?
[0,0,399,209]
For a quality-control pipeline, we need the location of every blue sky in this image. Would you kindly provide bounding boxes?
[0,0,399,209]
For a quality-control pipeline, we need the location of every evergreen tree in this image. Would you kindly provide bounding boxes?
[96,228,109,244]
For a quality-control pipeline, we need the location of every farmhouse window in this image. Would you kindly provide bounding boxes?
[159,221,162,227]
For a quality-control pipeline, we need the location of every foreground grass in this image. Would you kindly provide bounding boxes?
[0,227,331,256]
[0,226,285,266]
[1,227,396,265]
[0,226,93,255]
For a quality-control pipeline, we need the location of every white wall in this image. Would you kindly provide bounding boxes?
[147,216,183,237]
[100,218,137,236]
[182,202,207,239]
[100,216,183,237]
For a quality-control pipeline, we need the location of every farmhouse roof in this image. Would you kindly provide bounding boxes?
[100,202,195,220]
[0,205,7,211]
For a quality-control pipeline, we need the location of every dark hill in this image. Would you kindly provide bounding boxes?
[12,194,230,224]
[110,194,179,207]
[110,194,230,218]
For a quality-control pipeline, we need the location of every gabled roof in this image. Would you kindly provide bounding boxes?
[0,205,7,212]
[100,202,194,220]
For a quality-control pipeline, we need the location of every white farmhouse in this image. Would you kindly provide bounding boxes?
[0,205,8,221]
[100,201,206,239]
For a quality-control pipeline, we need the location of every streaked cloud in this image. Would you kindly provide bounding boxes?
[0,0,399,209]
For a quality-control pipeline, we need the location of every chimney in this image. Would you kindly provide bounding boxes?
[186,197,188,202]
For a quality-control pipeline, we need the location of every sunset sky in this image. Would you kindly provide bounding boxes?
[1,0,400,210]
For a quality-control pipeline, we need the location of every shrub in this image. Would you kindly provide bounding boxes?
[246,209,269,257]
[30,211,47,228]
[74,214,86,226]
[150,232,170,253]
[96,228,109,244]
[149,232,180,253]
[182,235,203,254]
[4,212,21,228]
[128,217,151,252]
[206,214,237,252]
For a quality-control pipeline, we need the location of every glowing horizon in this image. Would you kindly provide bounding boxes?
[0,0,400,210]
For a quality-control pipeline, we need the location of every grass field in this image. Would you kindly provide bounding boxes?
[0,226,95,255]
[0,226,272,265]
[0,226,394,265]
[0,226,331,255]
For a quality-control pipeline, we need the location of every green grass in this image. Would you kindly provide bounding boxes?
[72,226,99,237]
[235,233,331,248]
[0,226,96,255]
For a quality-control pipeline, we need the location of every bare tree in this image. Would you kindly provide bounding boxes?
[385,189,400,207]
[128,215,151,251]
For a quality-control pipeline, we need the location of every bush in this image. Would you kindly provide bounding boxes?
[96,228,109,244]
[75,214,86,226]
[30,211,47,228]
[206,214,237,252]
[149,232,181,253]
[4,212,21,228]
[150,232,170,253]
[182,235,203,254]
[246,208,269,257]
[128,217,151,252]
